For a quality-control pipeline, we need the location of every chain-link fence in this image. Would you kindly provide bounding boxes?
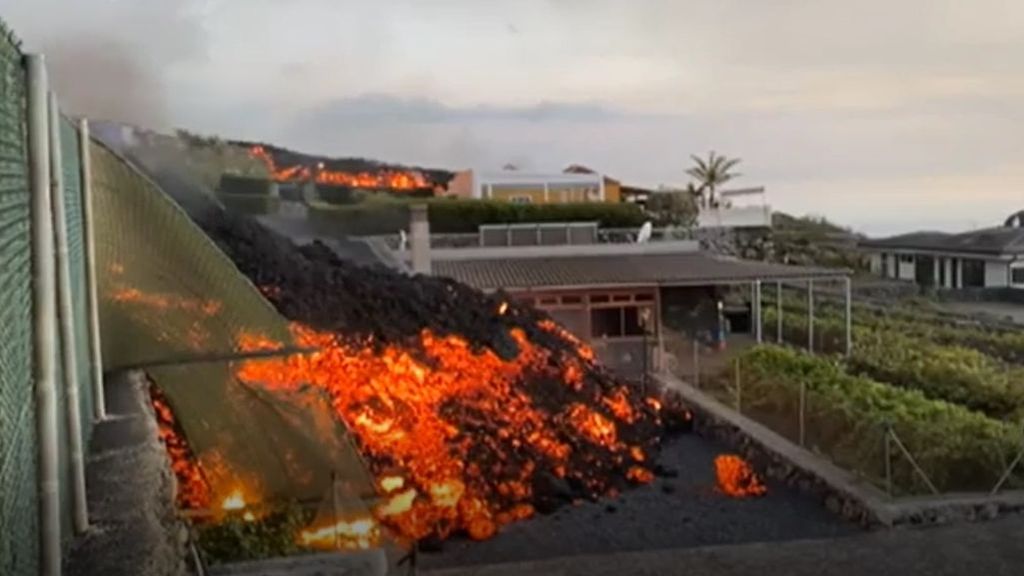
[659,310,1024,498]
[0,27,106,576]
[0,22,39,576]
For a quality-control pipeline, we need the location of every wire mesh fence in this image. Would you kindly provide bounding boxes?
[0,22,38,576]
[88,138,376,516]
[658,330,1024,498]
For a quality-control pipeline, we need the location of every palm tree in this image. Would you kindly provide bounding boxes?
[686,151,741,208]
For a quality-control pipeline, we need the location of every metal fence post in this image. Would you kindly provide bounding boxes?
[78,118,106,420]
[807,278,815,353]
[884,424,893,499]
[844,276,853,356]
[776,281,783,344]
[734,357,742,413]
[48,92,88,534]
[798,378,806,447]
[753,280,763,343]
[27,53,61,576]
[692,338,700,389]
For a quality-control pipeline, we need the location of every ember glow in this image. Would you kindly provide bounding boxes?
[151,386,210,510]
[250,146,430,191]
[299,516,380,550]
[714,455,767,498]
[233,321,664,542]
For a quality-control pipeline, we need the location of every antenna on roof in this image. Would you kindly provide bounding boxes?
[636,221,653,244]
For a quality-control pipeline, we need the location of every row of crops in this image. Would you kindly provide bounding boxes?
[709,291,1024,495]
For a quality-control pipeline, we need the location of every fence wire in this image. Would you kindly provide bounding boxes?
[0,22,37,576]
[88,138,376,513]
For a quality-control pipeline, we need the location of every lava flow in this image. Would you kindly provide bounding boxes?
[233,320,666,543]
[714,454,767,498]
[249,145,429,190]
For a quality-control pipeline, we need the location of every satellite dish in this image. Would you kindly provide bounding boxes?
[636,221,653,244]
[398,229,408,251]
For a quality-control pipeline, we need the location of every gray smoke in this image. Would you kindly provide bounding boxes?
[42,34,171,129]
[0,0,209,131]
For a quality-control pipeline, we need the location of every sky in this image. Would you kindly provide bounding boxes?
[2,0,1022,235]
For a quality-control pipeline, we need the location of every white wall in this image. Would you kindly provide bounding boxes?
[869,253,883,275]
[985,260,1010,287]
[697,205,772,228]
[897,255,915,281]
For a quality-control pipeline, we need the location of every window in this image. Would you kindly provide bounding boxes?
[635,293,654,302]
[1012,267,1024,285]
[612,294,632,303]
[590,308,623,338]
[899,254,914,264]
[561,295,583,305]
[510,195,532,204]
[963,259,986,288]
[589,294,610,304]
[590,306,654,338]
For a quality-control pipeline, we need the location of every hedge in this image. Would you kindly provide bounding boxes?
[307,199,648,236]
[219,174,277,196]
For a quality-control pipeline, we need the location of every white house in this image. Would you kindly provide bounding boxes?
[859,211,1024,289]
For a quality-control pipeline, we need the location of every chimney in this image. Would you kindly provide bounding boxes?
[410,203,431,275]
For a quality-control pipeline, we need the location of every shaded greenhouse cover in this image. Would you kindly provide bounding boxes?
[88,139,377,514]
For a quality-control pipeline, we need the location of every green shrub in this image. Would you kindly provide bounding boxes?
[307,199,647,236]
[197,504,311,564]
[219,174,276,196]
[762,306,1024,420]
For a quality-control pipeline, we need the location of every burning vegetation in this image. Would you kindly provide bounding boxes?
[249,145,431,191]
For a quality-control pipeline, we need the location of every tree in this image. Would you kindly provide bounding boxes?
[686,151,741,208]
[646,189,698,228]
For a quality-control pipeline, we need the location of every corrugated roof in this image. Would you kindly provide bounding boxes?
[433,252,847,291]
[860,226,1024,255]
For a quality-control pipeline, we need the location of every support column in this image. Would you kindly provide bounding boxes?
[409,204,431,275]
[49,94,88,534]
[79,118,106,420]
[807,278,815,353]
[776,281,783,343]
[27,53,61,576]
[753,280,763,343]
[844,276,852,356]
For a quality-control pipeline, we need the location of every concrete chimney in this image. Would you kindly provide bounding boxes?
[410,203,432,275]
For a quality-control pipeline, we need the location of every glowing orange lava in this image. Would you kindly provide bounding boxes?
[714,454,767,498]
[150,387,210,510]
[250,146,430,190]
[233,322,658,542]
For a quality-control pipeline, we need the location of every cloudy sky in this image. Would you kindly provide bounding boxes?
[3,0,1022,234]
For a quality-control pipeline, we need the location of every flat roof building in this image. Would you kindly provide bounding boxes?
[860,211,1024,290]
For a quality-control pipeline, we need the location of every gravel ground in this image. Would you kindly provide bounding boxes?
[420,432,857,570]
[426,515,1024,576]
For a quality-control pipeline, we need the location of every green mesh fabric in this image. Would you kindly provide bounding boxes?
[89,139,375,509]
[59,118,93,447]
[0,23,38,576]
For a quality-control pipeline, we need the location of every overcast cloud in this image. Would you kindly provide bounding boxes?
[2,0,1022,234]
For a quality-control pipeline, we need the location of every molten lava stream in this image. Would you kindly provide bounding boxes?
[714,454,767,498]
[235,321,663,544]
